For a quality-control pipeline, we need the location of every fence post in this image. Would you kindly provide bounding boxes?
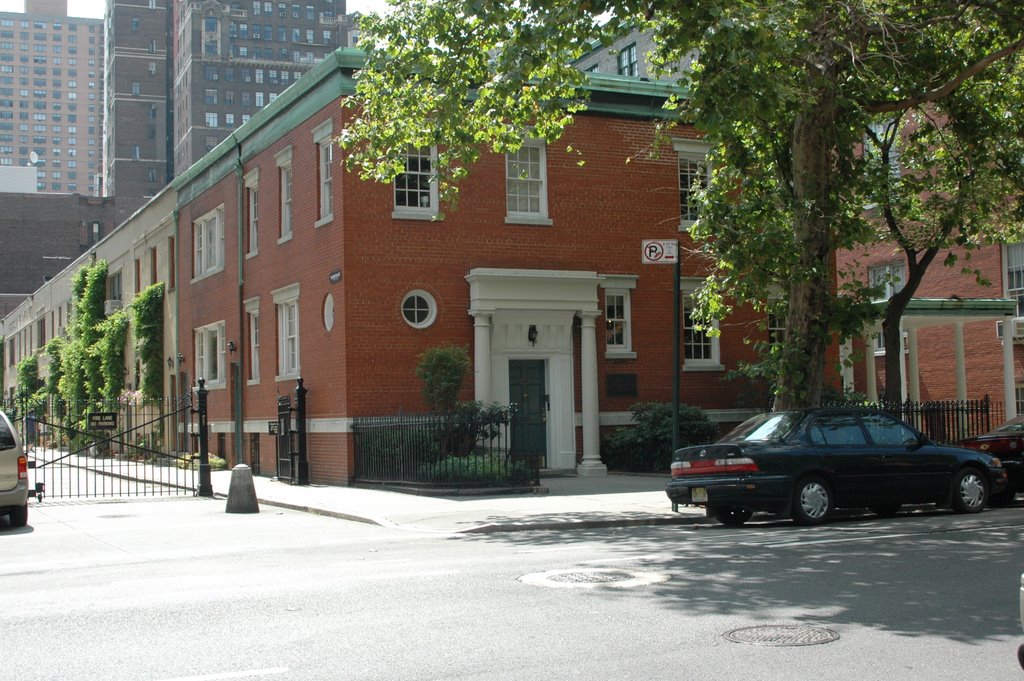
[197,378,213,497]
[294,378,309,485]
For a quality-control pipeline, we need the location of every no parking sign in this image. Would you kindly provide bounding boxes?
[642,239,679,264]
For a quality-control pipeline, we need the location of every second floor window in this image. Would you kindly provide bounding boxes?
[869,262,905,301]
[276,146,293,240]
[393,146,437,218]
[505,139,548,221]
[193,206,224,279]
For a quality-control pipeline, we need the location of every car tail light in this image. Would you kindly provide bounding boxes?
[17,455,27,480]
[671,457,759,478]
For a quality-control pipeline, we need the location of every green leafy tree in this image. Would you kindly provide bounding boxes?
[343,0,1024,408]
[415,344,470,412]
[97,309,130,402]
[60,260,111,407]
[14,355,44,414]
[43,337,65,398]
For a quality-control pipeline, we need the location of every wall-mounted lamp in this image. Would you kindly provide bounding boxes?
[528,325,538,346]
[226,340,237,354]
[166,356,174,369]
[176,352,184,365]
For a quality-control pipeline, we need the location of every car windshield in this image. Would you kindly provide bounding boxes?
[720,412,802,443]
[993,415,1024,433]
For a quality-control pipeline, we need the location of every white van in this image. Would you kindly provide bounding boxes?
[0,410,28,528]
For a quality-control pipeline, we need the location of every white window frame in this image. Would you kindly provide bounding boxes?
[275,145,293,242]
[313,119,334,226]
[1005,243,1024,316]
[601,274,637,359]
[674,139,710,230]
[869,262,905,302]
[273,283,300,380]
[505,138,551,225]
[401,289,437,329]
[245,297,260,384]
[194,321,226,387]
[392,146,438,220]
[244,168,259,257]
[682,279,722,371]
[192,205,224,280]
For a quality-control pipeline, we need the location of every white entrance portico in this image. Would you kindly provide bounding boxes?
[841,298,1018,419]
[466,268,607,475]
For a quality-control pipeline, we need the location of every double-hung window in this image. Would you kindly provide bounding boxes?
[1006,244,1024,316]
[393,146,437,219]
[244,168,258,256]
[601,275,637,358]
[868,264,906,352]
[273,283,299,380]
[505,138,550,224]
[194,321,225,387]
[616,43,638,76]
[674,139,710,229]
[275,145,292,241]
[312,119,333,225]
[245,297,260,383]
[682,279,721,370]
[192,206,224,280]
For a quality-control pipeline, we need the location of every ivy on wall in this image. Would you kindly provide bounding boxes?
[131,282,164,401]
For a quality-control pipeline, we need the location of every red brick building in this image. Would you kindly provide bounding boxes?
[172,50,785,484]
[837,241,1018,418]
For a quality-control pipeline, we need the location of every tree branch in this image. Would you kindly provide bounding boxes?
[865,37,1024,113]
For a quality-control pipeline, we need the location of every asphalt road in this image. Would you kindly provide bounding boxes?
[2,498,1022,681]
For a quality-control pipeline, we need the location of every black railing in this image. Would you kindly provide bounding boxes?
[352,411,540,488]
[825,395,1002,444]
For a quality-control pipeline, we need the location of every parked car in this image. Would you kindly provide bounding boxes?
[0,410,28,528]
[1018,572,1024,670]
[665,407,1008,527]
[958,415,1024,506]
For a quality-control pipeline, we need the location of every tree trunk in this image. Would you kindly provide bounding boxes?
[774,91,837,411]
[881,248,937,403]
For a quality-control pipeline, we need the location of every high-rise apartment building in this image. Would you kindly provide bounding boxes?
[170,0,352,178]
[102,0,173,198]
[0,0,105,195]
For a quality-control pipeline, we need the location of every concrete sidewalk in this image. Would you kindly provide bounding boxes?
[210,469,709,534]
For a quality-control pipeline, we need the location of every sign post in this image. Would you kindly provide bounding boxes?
[642,240,681,453]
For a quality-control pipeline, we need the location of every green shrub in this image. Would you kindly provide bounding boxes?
[418,453,533,486]
[600,402,718,473]
[416,344,470,412]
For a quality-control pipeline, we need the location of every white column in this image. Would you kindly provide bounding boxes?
[864,335,878,401]
[907,327,920,402]
[953,322,967,401]
[899,322,908,401]
[577,311,606,476]
[1004,315,1017,420]
[471,311,492,403]
[840,340,854,394]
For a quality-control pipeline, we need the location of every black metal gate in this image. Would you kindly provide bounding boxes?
[6,393,197,500]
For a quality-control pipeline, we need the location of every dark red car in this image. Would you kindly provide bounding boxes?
[958,415,1024,506]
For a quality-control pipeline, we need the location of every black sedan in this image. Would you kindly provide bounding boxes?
[665,408,1008,527]
[958,415,1024,506]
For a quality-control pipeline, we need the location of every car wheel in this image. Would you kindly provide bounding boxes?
[988,487,1017,508]
[869,504,901,517]
[950,467,988,513]
[7,503,27,528]
[711,506,753,527]
[792,476,832,525]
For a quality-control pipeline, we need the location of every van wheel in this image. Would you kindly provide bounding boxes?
[8,503,27,528]
[711,506,753,527]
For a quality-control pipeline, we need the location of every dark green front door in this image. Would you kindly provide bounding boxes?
[509,360,547,466]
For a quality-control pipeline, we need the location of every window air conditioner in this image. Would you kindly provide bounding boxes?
[995,318,1024,344]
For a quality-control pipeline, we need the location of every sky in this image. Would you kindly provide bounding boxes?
[0,0,393,19]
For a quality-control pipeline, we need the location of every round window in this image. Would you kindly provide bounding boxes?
[402,290,437,329]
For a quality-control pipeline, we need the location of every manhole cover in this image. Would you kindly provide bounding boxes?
[519,568,670,589]
[724,625,840,647]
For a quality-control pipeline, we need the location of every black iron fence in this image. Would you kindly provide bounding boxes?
[352,410,540,488]
[826,395,1003,444]
[2,393,196,499]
